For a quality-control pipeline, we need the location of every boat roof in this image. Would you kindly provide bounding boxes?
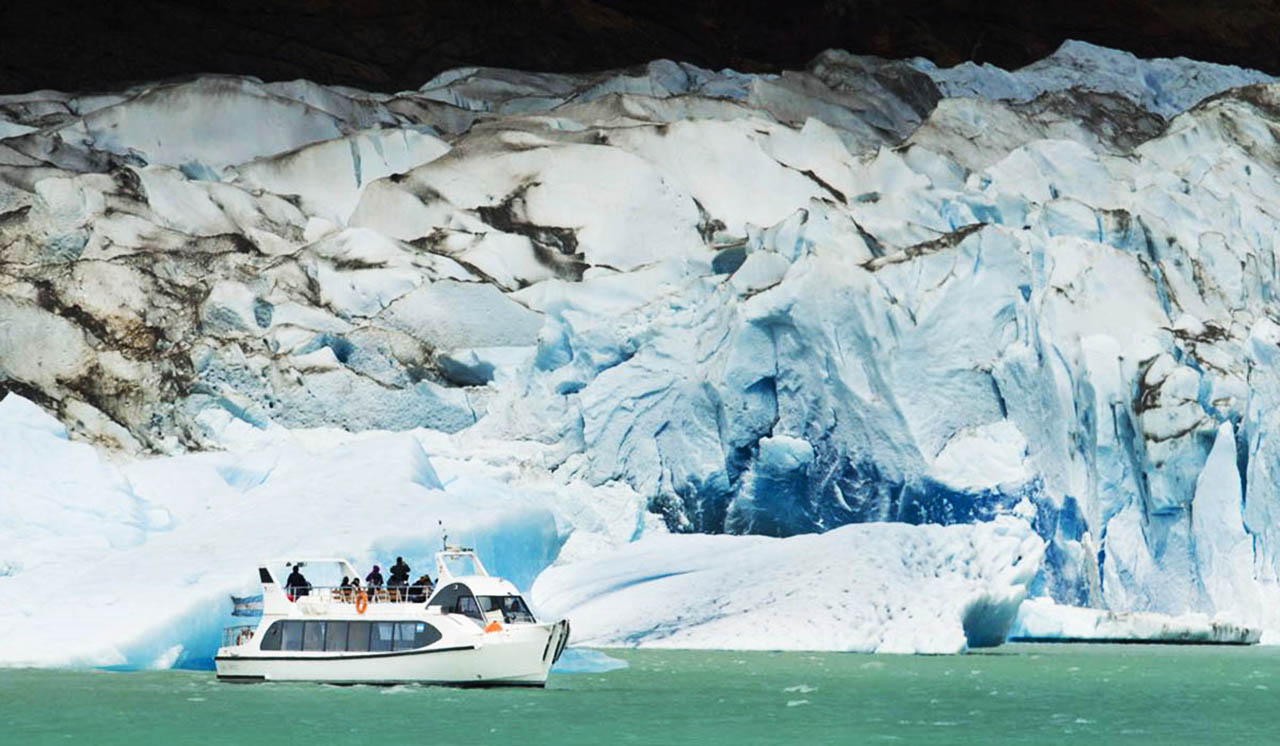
[445,574,521,596]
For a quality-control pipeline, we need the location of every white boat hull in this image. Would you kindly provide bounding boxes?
[216,620,570,686]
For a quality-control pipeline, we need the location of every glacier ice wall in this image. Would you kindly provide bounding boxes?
[4,40,1280,636]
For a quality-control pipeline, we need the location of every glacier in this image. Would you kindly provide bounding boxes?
[3,39,1280,664]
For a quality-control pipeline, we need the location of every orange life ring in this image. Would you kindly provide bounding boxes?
[355,591,368,614]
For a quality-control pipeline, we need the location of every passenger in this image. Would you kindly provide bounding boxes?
[390,556,411,585]
[285,565,311,598]
[387,557,410,601]
[365,565,384,589]
[408,574,433,603]
[339,576,353,601]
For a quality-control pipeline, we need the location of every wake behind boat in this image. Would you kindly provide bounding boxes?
[215,547,570,686]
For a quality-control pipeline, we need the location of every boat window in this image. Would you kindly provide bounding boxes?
[427,582,485,621]
[393,622,417,651]
[324,621,348,652]
[346,621,371,652]
[411,622,442,648]
[371,622,394,652]
[281,621,304,651]
[254,619,440,653]
[258,622,284,651]
[477,595,536,624]
[457,595,482,620]
[303,621,326,651]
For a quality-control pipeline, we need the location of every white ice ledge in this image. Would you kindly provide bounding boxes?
[1011,598,1262,645]
[532,516,1045,655]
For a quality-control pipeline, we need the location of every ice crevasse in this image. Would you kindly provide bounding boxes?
[2,40,1280,664]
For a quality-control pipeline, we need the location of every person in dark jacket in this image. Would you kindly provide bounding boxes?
[390,556,411,586]
[285,565,311,598]
[408,574,433,603]
[365,565,384,588]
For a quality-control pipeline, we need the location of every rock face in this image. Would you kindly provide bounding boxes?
[3,41,1280,630]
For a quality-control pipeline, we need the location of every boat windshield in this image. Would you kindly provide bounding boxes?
[477,595,536,624]
[438,554,484,578]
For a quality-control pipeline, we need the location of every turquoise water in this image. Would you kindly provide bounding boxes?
[3,644,1277,745]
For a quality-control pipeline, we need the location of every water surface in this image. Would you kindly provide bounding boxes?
[3,644,1276,744]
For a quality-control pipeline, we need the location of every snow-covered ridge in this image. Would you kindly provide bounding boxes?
[3,40,1280,662]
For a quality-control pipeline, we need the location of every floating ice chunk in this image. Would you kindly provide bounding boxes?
[551,648,630,674]
[1011,598,1261,644]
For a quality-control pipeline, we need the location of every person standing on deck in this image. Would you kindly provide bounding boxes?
[390,556,411,585]
[285,564,311,598]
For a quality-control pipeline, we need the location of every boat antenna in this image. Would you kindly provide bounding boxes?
[439,519,447,551]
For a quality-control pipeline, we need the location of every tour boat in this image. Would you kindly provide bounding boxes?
[215,547,570,686]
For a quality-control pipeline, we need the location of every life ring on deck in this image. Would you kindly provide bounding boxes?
[355,591,368,614]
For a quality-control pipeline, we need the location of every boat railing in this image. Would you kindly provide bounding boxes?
[285,585,433,605]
